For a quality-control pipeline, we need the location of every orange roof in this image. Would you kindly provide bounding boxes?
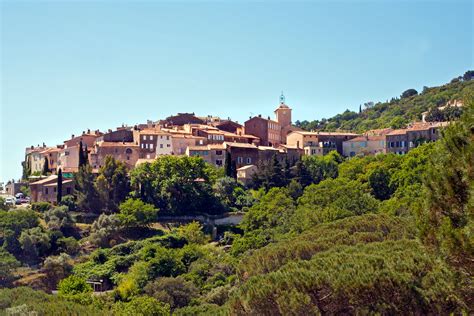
[224,142,258,149]
[139,129,171,135]
[292,131,359,136]
[96,141,139,147]
[387,129,407,136]
[347,135,386,142]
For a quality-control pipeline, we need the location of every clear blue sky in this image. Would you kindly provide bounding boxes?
[1,0,472,182]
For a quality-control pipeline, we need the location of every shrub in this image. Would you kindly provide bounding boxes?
[42,253,73,290]
[112,296,170,316]
[144,276,198,310]
[58,275,92,296]
[90,214,121,247]
[60,195,77,211]
[31,202,52,212]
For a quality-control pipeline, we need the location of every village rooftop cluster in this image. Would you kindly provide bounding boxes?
[11,93,451,203]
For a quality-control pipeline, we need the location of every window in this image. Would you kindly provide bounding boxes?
[54,187,57,193]
[237,157,243,163]
[215,150,223,155]
[126,148,132,154]
[150,135,154,140]
[146,154,150,159]
[150,144,154,150]
[216,159,223,166]
[167,144,171,147]
[167,136,170,140]
[45,188,48,194]
[246,157,252,164]
[143,135,147,140]
[160,144,163,148]
[127,156,130,160]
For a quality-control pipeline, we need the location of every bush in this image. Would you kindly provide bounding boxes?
[90,214,121,247]
[57,237,80,255]
[44,205,75,233]
[118,198,158,228]
[58,275,92,296]
[112,296,170,316]
[31,202,52,212]
[60,195,77,211]
[144,276,198,310]
[42,253,73,290]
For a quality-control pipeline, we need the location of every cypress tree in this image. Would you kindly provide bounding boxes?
[57,168,63,204]
[83,145,89,166]
[359,104,362,113]
[225,152,233,177]
[42,157,50,175]
[78,141,85,167]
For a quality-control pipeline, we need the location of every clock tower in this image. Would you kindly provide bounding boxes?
[274,92,292,128]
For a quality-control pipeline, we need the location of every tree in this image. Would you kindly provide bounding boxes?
[425,107,445,122]
[213,176,240,209]
[42,253,73,290]
[419,96,473,303]
[57,168,63,204]
[368,167,395,200]
[130,156,222,214]
[89,214,121,247]
[401,88,418,98]
[42,157,50,175]
[22,155,31,180]
[74,165,101,213]
[95,156,130,212]
[224,152,233,178]
[462,70,474,81]
[19,227,51,260]
[0,249,20,287]
[44,205,75,234]
[118,198,158,228]
[78,141,87,168]
[176,221,207,244]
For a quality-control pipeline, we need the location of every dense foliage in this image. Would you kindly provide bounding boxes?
[295,75,473,132]
[1,78,472,315]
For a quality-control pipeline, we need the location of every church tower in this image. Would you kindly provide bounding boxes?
[274,92,292,128]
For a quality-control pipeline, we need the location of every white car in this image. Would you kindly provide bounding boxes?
[4,197,15,206]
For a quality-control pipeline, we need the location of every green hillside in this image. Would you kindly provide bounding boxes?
[295,72,474,132]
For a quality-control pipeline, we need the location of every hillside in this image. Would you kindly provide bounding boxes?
[295,71,474,132]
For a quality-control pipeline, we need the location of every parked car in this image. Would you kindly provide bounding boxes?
[5,197,15,206]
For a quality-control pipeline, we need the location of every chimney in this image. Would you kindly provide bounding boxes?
[87,128,90,134]
[42,142,46,148]
[71,134,75,139]
[82,131,85,135]
[258,114,262,118]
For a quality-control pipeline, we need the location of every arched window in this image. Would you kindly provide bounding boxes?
[125,148,133,154]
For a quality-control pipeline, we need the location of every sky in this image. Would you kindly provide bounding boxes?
[1,0,472,182]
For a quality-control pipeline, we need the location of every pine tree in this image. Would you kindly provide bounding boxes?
[42,157,50,175]
[419,95,473,305]
[57,168,63,204]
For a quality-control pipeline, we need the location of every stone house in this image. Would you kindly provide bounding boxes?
[30,175,74,203]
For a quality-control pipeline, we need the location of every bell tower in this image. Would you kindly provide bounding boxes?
[275,91,292,128]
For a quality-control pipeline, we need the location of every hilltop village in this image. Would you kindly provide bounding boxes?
[15,93,452,203]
